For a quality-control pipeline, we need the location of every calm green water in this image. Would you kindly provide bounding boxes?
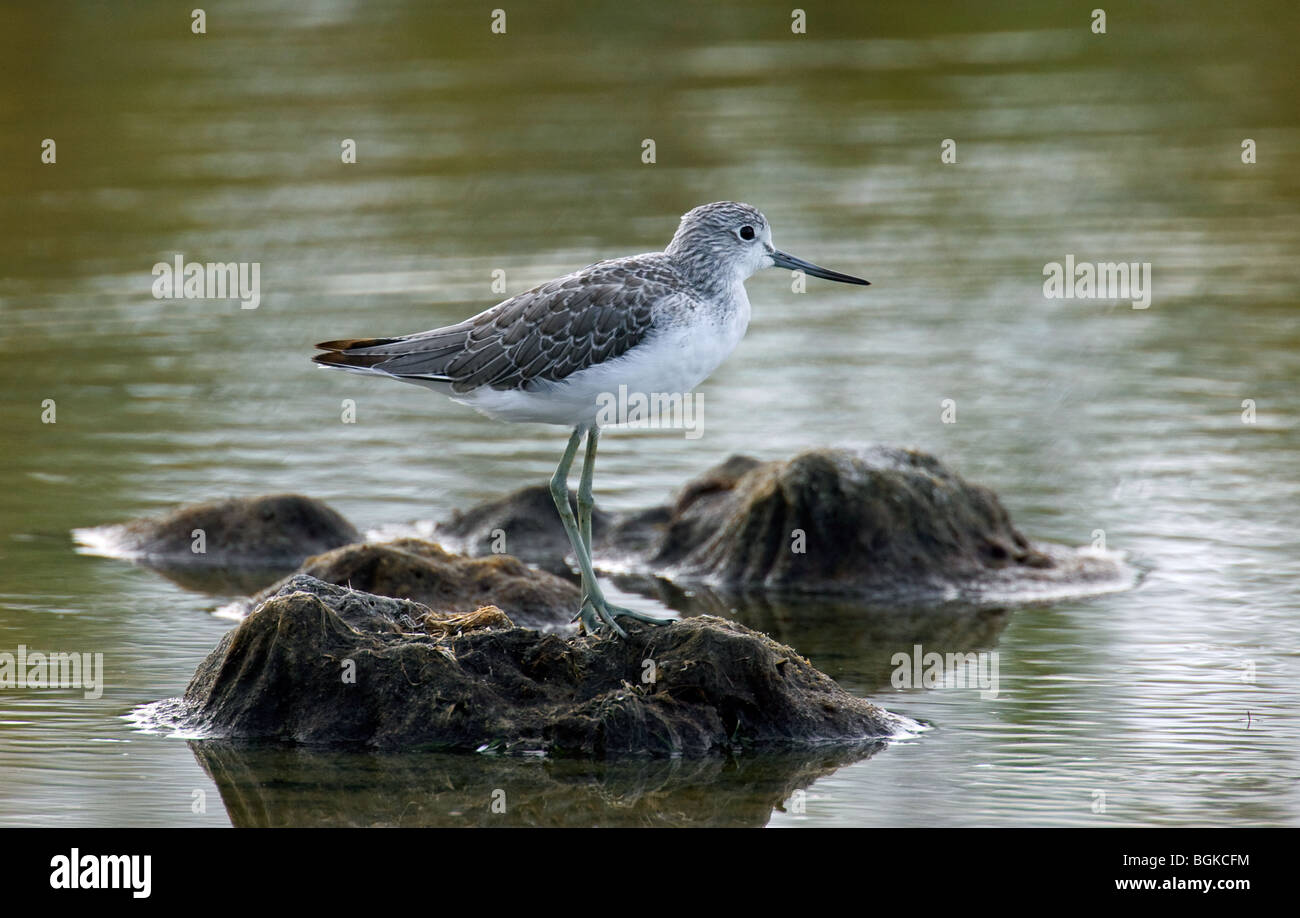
[1,0,1298,826]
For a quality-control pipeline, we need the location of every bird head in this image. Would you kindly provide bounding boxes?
[667,201,870,288]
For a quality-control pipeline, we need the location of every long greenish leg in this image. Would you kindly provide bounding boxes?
[551,426,668,638]
[578,426,599,556]
[575,430,604,635]
[550,427,620,635]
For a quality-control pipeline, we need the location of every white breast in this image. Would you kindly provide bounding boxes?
[454,284,752,428]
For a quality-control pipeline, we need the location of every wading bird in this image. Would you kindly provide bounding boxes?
[314,202,869,636]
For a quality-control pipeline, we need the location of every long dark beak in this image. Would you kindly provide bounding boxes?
[770,249,870,285]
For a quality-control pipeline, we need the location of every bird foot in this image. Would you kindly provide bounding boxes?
[575,595,668,639]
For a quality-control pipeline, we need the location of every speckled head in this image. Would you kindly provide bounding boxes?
[665,201,870,289]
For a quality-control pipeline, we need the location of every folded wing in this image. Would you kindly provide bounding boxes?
[313,257,678,393]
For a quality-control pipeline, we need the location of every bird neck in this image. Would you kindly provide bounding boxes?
[665,247,746,300]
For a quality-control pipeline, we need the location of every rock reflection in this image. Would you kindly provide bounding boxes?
[190,739,892,828]
[614,575,1012,692]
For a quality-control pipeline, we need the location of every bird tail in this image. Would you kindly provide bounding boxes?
[311,329,469,381]
[312,337,397,370]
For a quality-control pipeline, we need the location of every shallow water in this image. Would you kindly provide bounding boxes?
[1,0,1298,826]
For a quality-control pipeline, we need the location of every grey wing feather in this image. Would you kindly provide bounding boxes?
[316,256,679,393]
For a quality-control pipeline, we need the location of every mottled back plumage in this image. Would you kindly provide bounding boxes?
[315,254,689,393]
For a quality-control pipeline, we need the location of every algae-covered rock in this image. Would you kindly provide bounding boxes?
[644,447,1052,592]
[436,485,612,577]
[169,575,913,756]
[438,446,1132,600]
[74,494,359,567]
[250,538,580,629]
[78,447,1134,605]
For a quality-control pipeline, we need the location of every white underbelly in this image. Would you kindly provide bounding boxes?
[452,308,750,428]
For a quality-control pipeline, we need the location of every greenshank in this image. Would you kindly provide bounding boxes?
[314,202,869,637]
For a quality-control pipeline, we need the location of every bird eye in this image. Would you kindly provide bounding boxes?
[738,225,755,241]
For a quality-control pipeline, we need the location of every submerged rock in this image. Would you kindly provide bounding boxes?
[642,447,1052,593]
[440,446,1133,601]
[436,486,611,577]
[79,446,1133,606]
[170,575,913,755]
[74,494,359,568]
[247,539,580,629]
